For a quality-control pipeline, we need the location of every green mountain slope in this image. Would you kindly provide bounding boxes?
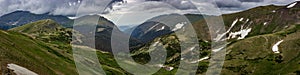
[0,30,77,75]
[130,1,300,74]
[222,24,300,75]
[9,19,63,34]
[2,19,131,75]
[130,24,300,74]
[9,19,72,44]
[192,2,300,41]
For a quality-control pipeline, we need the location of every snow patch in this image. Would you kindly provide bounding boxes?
[12,21,19,25]
[156,26,165,31]
[272,40,284,53]
[212,46,225,52]
[97,28,105,32]
[68,17,78,19]
[231,19,239,27]
[239,18,244,21]
[263,22,268,26]
[246,19,249,22]
[190,56,209,63]
[214,19,239,41]
[228,28,252,40]
[145,23,160,33]
[172,22,186,31]
[180,58,185,60]
[7,64,38,75]
[287,2,297,8]
[152,41,159,46]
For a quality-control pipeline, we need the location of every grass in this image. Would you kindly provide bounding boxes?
[0,30,77,75]
[222,24,300,74]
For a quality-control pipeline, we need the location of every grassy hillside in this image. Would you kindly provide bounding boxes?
[223,24,300,75]
[4,19,131,75]
[9,19,72,44]
[9,19,63,33]
[191,4,300,41]
[131,22,300,74]
[0,30,77,75]
[0,29,132,75]
[130,2,300,73]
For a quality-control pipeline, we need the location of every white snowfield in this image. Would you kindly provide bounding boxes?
[156,26,165,31]
[239,18,244,21]
[216,18,253,41]
[68,17,78,19]
[228,28,252,40]
[246,19,249,22]
[7,64,38,75]
[190,56,209,63]
[272,40,284,53]
[145,23,160,33]
[214,19,239,41]
[12,21,19,25]
[263,22,268,26]
[212,46,226,52]
[287,2,297,8]
[228,18,252,40]
[172,22,186,31]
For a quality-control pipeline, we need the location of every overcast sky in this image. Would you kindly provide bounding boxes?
[0,0,297,25]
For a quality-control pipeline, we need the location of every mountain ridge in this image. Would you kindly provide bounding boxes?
[0,11,73,30]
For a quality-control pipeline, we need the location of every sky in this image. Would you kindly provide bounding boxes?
[0,0,297,26]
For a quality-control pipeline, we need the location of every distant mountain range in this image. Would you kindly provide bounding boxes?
[1,1,300,75]
[126,14,204,43]
[71,15,142,52]
[0,11,73,30]
[0,11,142,52]
[132,1,300,74]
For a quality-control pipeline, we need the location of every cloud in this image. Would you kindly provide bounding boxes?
[0,0,296,16]
[102,1,197,25]
[239,0,264,2]
[101,0,296,25]
[0,0,297,25]
[0,0,112,16]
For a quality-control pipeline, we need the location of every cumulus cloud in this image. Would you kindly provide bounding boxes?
[0,0,297,25]
[101,0,297,25]
[0,0,112,16]
[0,0,296,16]
[239,0,264,2]
[108,0,296,15]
